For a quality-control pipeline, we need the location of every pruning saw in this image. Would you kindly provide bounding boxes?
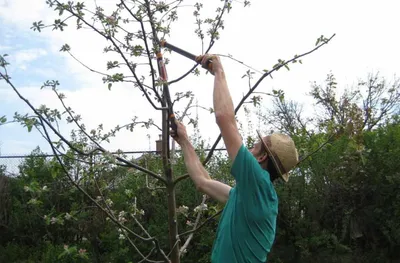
[160,40,213,72]
[156,49,178,136]
[156,40,214,137]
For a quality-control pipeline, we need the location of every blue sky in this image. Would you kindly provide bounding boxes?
[1,20,60,154]
[1,0,400,157]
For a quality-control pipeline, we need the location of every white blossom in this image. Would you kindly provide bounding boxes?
[118,211,126,217]
[105,199,113,207]
[194,203,208,213]
[50,217,57,224]
[177,205,189,214]
[64,213,72,220]
[28,198,38,205]
[118,211,127,223]
[119,234,126,240]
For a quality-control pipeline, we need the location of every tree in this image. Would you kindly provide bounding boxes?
[0,1,335,261]
[252,72,400,262]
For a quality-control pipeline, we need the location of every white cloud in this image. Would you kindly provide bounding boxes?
[0,0,51,28]
[0,45,12,51]
[12,48,47,68]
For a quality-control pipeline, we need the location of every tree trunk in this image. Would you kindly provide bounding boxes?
[162,108,180,263]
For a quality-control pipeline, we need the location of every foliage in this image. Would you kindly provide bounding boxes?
[1,70,399,262]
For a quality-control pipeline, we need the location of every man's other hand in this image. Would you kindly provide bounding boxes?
[195,54,223,75]
[170,120,189,145]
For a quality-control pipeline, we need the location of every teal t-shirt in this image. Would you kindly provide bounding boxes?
[211,144,278,263]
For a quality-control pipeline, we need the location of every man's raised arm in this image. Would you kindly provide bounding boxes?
[199,55,242,162]
[171,121,231,204]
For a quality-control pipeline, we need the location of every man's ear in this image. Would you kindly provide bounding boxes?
[257,153,268,163]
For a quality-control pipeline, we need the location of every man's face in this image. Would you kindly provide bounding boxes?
[249,141,263,157]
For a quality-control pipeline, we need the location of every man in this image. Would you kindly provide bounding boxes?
[170,54,299,262]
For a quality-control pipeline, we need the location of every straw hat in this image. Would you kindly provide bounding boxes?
[256,130,299,182]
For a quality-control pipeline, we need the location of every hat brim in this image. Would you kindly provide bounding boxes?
[256,130,288,182]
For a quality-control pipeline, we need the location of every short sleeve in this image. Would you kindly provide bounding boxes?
[230,144,274,193]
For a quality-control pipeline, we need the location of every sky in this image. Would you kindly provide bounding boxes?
[0,0,400,156]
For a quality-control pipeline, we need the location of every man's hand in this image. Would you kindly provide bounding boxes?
[170,119,189,145]
[195,54,224,75]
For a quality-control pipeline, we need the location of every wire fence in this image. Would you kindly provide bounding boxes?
[0,149,227,177]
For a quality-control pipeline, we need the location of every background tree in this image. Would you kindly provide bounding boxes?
[252,72,400,262]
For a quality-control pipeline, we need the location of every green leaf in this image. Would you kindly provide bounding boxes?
[31,21,45,32]
[108,83,112,90]
[0,115,6,124]
[60,44,71,52]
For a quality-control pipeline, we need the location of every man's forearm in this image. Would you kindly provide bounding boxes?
[213,69,235,119]
[180,140,211,188]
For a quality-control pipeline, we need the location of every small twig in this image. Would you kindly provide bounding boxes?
[167,0,230,85]
[178,209,222,237]
[173,173,189,185]
[179,194,207,255]
[137,247,158,263]
[171,97,194,163]
[297,133,336,166]
[216,54,263,74]
[66,50,108,76]
[132,216,170,261]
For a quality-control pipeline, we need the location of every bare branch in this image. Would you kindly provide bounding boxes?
[179,194,206,255]
[55,0,165,111]
[0,71,167,183]
[120,0,161,100]
[178,209,222,237]
[168,0,231,85]
[202,34,336,165]
[216,53,263,74]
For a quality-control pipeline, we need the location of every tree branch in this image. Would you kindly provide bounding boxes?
[56,0,165,111]
[121,0,162,102]
[178,209,222,237]
[179,194,206,255]
[167,0,230,85]
[202,34,336,166]
[38,118,155,242]
[0,71,167,183]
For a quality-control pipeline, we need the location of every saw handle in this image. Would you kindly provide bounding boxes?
[169,113,178,137]
[160,40,213,73]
